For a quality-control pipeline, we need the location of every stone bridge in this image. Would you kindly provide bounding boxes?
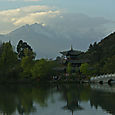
[90,74,115,84]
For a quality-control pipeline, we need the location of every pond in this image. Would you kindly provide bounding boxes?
[0,83,115,115]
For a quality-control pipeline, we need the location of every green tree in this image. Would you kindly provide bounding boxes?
[76,67,80,75]
[102,55,115,73]
[31,59,56,80]
[80,63,90,76]
[17,40,33,59]
[87,42,102,64]
[66,63,72,74]
[0,42,18,79]
[20,48,35,79]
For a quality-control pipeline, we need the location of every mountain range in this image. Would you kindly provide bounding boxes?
[0,23,112,58]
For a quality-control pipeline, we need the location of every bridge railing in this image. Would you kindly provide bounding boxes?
[90,73,115,81]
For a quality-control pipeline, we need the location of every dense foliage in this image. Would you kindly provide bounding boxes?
[0,32,115,82]
[0,40,58,82]
[80,32,115,76]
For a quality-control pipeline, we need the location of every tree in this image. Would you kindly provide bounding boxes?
[0,42,18,78]
[87,41,102,64]
[20,48,35,79]
[80,63,90,76]
[66,63,72,74]
[102,55,115,73]
[76,67,80,75]
[17,40,33,59]
[0,41,2,56]
[88,44,93,52]
[31,59,56,80]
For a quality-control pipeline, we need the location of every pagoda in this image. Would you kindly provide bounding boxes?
[60,46,87,72]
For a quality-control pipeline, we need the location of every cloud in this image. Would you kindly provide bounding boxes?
[13,10,60,26]
[2,0,41,2]
[0,4,114,37]
[0,5,60,33]
[0,5,114,51]
[42,13,115,50]
[0,5,114,57]
[24,0,42,1]
[0,4,113,37]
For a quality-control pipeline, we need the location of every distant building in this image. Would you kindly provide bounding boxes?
[60,46,88,73]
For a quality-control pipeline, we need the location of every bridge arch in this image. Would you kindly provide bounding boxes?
[99,81,103,84]
[108,79,114,84]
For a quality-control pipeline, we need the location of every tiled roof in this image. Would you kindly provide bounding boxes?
[60,49,82,56]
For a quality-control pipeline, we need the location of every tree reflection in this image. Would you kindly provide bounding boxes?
[0,85,17,115]
[62,101,83,115]
[0,84,115,115]
[16,86,35,114]
[0,84,51,115]
[32,85,50,107]
[90,86,115,115]
[58,84,86,115]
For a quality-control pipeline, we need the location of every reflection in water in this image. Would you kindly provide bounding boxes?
[90,84,115,115]
[59,84,84,115]
[91,84,115,93]
[0,84,115,115]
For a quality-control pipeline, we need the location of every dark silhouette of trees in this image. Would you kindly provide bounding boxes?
[17,40,34,59]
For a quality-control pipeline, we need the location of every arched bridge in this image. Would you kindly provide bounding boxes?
[90,74,115,84]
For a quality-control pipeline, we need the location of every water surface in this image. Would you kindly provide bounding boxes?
[0,83,115,115]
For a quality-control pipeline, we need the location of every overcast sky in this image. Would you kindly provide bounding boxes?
[0,0,115,58]
[0,0,114,34]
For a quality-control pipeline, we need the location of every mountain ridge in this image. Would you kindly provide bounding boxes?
[0,23,69,58]
[0,23,114,59]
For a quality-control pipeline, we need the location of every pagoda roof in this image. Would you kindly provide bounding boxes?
[68,59,89,64]
[60,49,82,56]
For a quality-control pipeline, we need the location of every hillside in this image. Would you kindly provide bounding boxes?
[99,32,115,58]
[86,32,115,74]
